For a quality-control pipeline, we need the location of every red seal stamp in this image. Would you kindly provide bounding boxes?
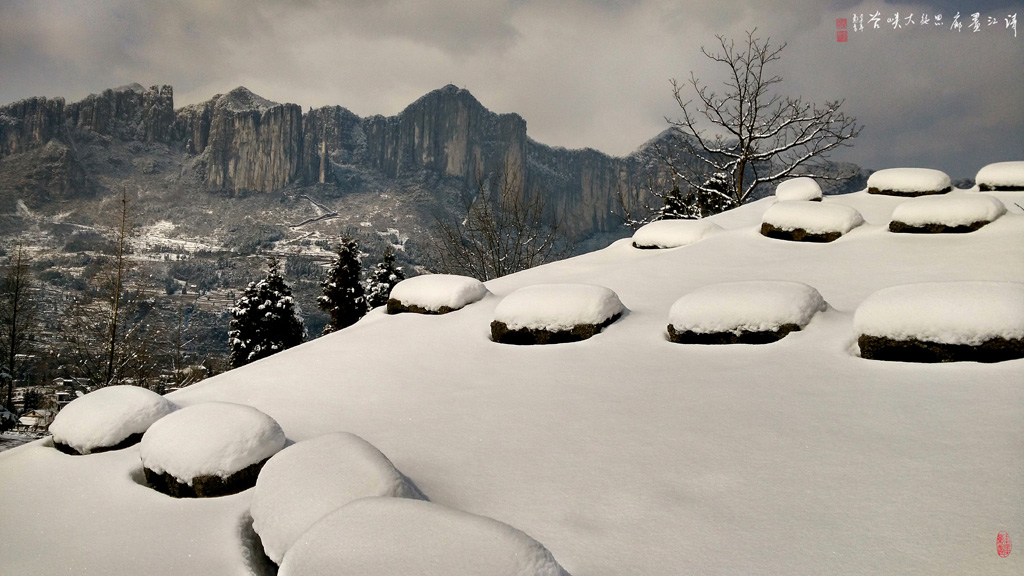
[997,531,1012,558]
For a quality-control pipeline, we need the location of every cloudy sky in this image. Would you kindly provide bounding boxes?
[1,0,1021,178]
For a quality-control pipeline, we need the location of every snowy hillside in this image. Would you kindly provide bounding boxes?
[1,185,1022,575]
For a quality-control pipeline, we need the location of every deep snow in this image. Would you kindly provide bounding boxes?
[976,161,1024,188]
[492,284,624,331]
[388,274,489,312]
[630,219,723,249]
[761,200,865,234]
[668,280,826,334]
[1,188,1022,576]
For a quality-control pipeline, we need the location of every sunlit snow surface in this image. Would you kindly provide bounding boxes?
[2,189,1023,576]
[492,284,624,331]
[668,280,826,334]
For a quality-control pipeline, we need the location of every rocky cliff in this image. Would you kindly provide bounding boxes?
[0,83,865,235]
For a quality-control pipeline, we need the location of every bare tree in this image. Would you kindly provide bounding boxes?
[0,242,36,408]
[663,30,862,211]
[58,188,158,387]
[429,164,573,280]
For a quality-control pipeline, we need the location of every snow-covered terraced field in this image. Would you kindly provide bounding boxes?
[1,187,1022,575]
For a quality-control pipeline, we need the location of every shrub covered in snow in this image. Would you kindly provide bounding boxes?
[631,219,723,249]
[139,402,286,497]
[975,161,1024,191]
[48,386,177,456]
[760,201,864,242]
[774,177,822,202]
[855,281,1024,363]
[251,432,426,565]
[867,168,952,197]
[277,497,571,576]
[387,274,489,315]
[888,194,1007,233]
[491,284,624,345]
[668,281,827,344]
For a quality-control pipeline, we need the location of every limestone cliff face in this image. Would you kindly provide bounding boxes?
[196,88,304,193]
[300,106,364,185]
[64,84,175,143]
[0,83,719,234]
[0,96,66,157]
[362,85,528,190]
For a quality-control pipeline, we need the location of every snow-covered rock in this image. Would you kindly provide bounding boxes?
[140,402,285,496]
[388,274,489,314]
[251,432,426,565]
[493,284,624,333]
[760,201,864,240]
[855,282,1024,346]
[278,497,571,576]
[889,194,1006,232]
[48,386,176,455]
[631,219,723,249]
[668,281,827,343]
[867,168,952,196]
[975,161,1024,191]
[774,177,822,202]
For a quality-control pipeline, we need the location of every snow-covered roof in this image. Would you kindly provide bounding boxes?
[2,184,1023,576]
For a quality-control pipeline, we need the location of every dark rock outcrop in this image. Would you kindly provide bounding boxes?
[64,84,175,143]
[0,96,66,156]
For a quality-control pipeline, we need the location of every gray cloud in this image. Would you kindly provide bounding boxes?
[0,0,1020,178]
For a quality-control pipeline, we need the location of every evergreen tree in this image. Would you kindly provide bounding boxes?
[365,246,406,309]
[658,184,691,220]
[318,236,366,335]
[228,258,305,368]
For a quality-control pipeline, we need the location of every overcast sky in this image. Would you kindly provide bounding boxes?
[1,0,1021,178]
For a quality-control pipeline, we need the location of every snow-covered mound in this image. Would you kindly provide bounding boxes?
[251,432,426,565]
[760,201,864,241]
[631,219,723,249]
[491,284,624,344]
[278,497,570,576]
[774,177,822,202]
[889,194,1007,233]
[387,274,489,314]
[976,161,1024,191]
[668,281,826,344]
[48,386,177,455]
[140,402,285,497]
[867,167,952,196]
[855,282,1024,362]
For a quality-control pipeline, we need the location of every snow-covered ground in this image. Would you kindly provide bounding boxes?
[1,188,1023,575]
[976,161,1024,189]
[868,167,952,194]
[774,177,823,201]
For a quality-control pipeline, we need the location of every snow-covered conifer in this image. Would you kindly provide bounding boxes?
[228,258,305,368]
[318,236,366,334]
[365,246,405,309]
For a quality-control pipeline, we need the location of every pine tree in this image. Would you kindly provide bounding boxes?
[318,236,366,335]
[228,258,305,368]
[658,184,691,220]
[365,246,406,309]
